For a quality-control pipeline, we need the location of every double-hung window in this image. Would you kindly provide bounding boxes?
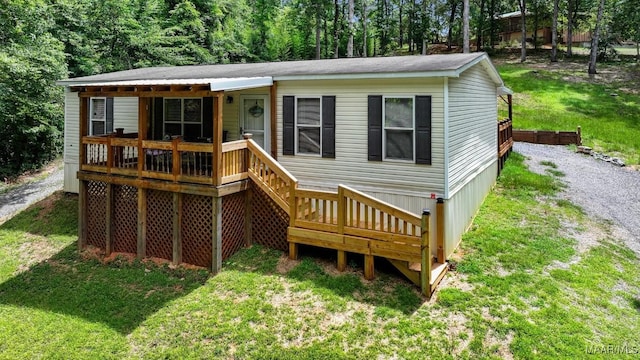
[383,97,414,161]
[368,95,431,165]
[283,95,336,158]
[296,97,322,155]
[164,98,203,140]
[90,97,107,135]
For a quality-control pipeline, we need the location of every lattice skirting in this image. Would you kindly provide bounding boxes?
[250,182,289,251]
[182,194,213,268]
[113,185,138,254]
[146,189,174,261]
[86,181,107,249]
[222,191,245,260]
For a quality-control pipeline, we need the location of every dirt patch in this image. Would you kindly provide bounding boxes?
[275,255,299,274]
[14,238,61,274]
[35,191,63,220]
[484,329,515,360]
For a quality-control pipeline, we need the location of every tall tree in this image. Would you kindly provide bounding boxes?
[347,0,355,57]
[566,0,574,56]
[518,0,526,62]
[551,0,559,62]
[447,0,459,50]
[588,0,605,75]
[462,0,469,52]
[362,0,369,56]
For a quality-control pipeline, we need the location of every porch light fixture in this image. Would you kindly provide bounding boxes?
[248,100,264,117]
[226,96,233,104]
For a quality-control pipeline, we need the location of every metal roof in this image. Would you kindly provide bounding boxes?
[57,53,507,89]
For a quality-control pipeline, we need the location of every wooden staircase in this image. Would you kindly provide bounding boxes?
[245,139,447,298]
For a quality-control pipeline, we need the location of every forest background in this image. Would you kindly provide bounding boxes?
[0,0,638,178]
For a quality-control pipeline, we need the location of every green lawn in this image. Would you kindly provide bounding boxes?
[1,154,639,358]
[497,62,640,166]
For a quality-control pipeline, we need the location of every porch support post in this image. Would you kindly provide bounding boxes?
[337,251,347,272]
[507,94,513,121]
[105,183,113,255]
[212,196,223,273]
[78,180,87,250]
[138,97,148,178]
[80,96,88,166]
[270,82,278,159]
[172,192,182,264]
[213,92,223,186]
[137,188,147,258]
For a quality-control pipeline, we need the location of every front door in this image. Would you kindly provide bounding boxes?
[240,95,270,153]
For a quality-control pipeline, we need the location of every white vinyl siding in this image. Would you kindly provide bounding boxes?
[444,161,497,258]
[447,64,498,197]
[277,78,446,196]
[62,94,138,193]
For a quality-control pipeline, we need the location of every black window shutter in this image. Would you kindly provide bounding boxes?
[367,95,383,161]
[106,97,114,133]
[283,96,295,155]
[415,95,432,165]
[321,96,336,158]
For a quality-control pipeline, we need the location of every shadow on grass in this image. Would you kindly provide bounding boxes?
[0,244,209,334]
[0,193,209,335]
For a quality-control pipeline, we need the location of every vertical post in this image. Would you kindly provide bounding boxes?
[138,97,148,178]
[577,126,582,146]
[212,196,223,273]
[507,94,513,121]
[115,128,124,167]
[288,180,298,260]
[80,96,89,167]
[213,92,224,186]
[105,183,113,256]
[78,180,87,250]
[106,135,114,174]
[337,186,345,234]
[436,198,445,263]
[420,209,431,298]
[172,193,182,264]
[337,251,347,272]
[270,82,278,159]
[137,187,147,258]
[364,255,374,280]
[244,187,253,247]
[172,137,180,182]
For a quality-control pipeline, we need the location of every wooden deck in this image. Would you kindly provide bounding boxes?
[79,135,447,297]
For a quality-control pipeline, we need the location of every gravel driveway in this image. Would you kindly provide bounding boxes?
[0,167,64,225]
[514,142,640,256]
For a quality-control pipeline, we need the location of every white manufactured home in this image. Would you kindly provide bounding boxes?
[58,53,513,296]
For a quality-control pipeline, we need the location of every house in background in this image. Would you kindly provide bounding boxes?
[57,53,513,297]
[496,10,592,47]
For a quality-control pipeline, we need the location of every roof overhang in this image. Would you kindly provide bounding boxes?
[57,76,273,92]
[498,86,514,95]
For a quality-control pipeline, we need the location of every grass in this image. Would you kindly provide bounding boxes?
[1,154,639,358]
[497,62,640,166]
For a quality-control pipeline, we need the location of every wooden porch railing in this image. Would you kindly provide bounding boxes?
[81,134,249,186]
[498,118,513,175]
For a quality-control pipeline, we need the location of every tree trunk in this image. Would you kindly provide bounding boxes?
[551,0,558,62]
[463,0,469,52]
[398,0,404,48]
[316,9,321,59]
[333,0,340,58]
[489,0,495,49]
[422,0,428,54]
[447,0,458,51]
[347,0,354,57]
[567,0,573,56]
[362,0,368,57]
[519,0,526,62]
[476,0,485,51]
[588,0,606,75]
[533,5,539,50]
